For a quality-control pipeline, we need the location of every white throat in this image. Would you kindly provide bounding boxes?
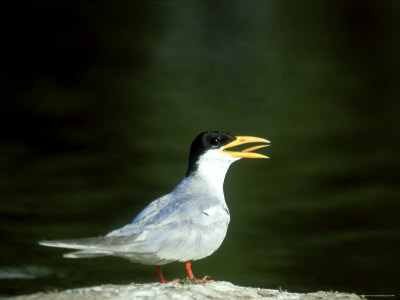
[190,149,240,198]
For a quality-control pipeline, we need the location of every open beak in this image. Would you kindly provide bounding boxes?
[221,136,270,159]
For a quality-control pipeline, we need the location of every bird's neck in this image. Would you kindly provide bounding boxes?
[180,157,239,199]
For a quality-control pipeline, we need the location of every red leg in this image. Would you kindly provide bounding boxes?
[156,265,166,284]
[156,265,178,284]
[184,261,212,283]
[185,261,195,279]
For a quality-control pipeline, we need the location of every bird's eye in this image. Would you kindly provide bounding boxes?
[210,137,220,146]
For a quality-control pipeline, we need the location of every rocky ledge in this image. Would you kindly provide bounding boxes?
[11,281,362,300]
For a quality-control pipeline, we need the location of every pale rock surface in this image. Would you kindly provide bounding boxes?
[11,281,362,300]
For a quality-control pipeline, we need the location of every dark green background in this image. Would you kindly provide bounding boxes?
[1,1,399,298]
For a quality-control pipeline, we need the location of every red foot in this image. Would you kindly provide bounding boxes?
[184,261,212,283]
[156,262,212,284]
[193,277,212,283]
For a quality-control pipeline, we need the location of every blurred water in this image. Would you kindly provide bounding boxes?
[1,1,399,297]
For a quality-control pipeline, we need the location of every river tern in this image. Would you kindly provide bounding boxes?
[40,131,270,283]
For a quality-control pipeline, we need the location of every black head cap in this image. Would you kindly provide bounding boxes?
[185,131,237,176]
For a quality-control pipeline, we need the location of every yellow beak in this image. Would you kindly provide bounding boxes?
[221,136,270,159]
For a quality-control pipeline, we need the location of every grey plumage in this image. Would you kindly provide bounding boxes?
[39,131,269,281]
[40,155,232,265]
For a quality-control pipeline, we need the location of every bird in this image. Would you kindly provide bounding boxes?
[39,131,270,283]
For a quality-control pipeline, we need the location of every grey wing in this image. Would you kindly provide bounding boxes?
[132,195,230,262]
[40,191,228,263]
[131,193,175,224]
[118,192,218,233]
[105,193,177,237]
[39,235,138,251]
[38,193,187,253]
[103,191,224,255]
